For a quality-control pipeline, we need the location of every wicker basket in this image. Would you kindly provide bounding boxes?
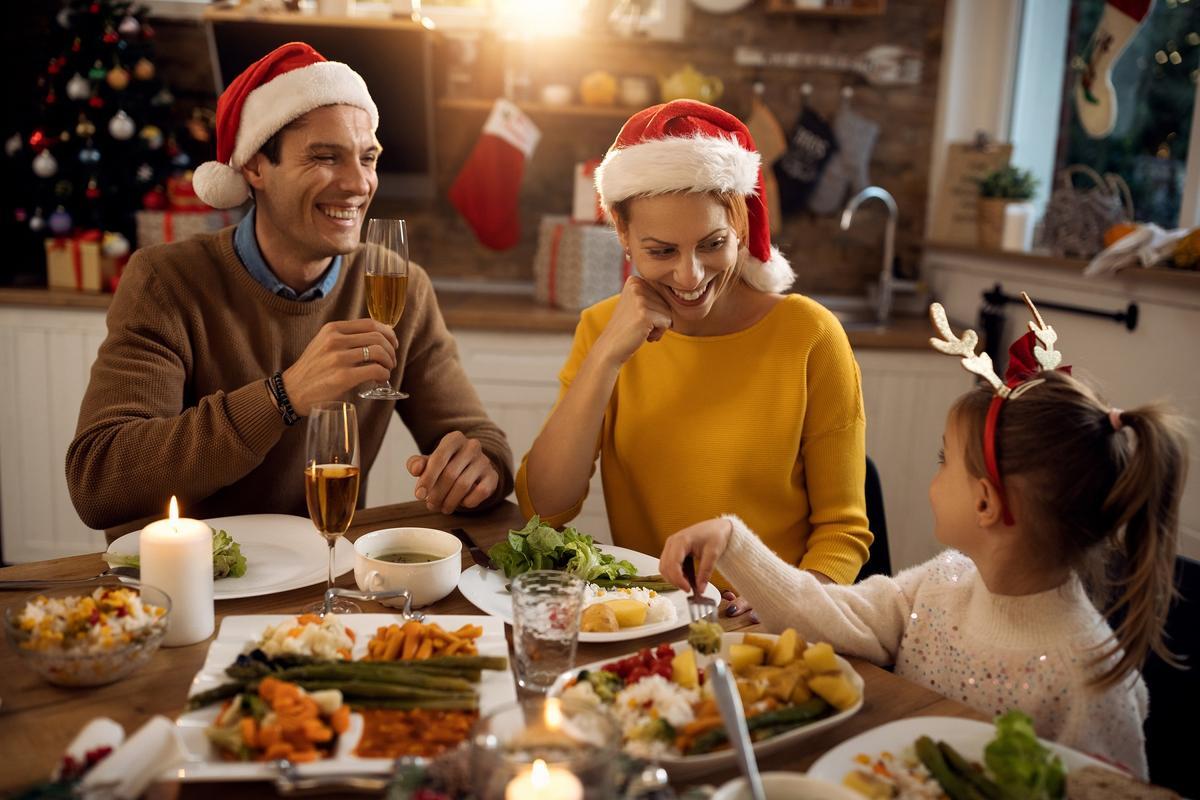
[1040,165,1133,259]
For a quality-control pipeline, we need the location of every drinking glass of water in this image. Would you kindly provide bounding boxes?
[511,571,585,693]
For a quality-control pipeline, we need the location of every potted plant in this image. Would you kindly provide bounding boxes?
[976,165,1038,251]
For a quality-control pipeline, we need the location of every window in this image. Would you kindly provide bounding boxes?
[1010,0,1199,228]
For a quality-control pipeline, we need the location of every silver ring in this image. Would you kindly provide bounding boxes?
[361,345,371,363]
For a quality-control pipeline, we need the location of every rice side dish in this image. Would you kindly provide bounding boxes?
[257,614,355,659]
[563,673,698,760]
[15,586,166,654]
[844,749,947,799]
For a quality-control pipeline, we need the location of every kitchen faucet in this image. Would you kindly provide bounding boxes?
[839,186,918,324]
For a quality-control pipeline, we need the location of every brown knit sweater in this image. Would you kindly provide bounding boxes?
[67,226,513,539]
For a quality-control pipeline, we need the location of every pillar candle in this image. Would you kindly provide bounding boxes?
[139,496,214,646]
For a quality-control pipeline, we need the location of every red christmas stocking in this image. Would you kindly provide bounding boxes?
[449,99,541,251]
[1074,0,1154,138]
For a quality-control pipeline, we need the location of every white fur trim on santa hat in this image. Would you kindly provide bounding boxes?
[231,61,378,168]
[741,245,795,293]
[193,160,249,209]
[595,134,760,210]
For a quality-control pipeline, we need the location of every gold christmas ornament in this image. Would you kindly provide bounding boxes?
[75,115,96,138]
[133,58,155,81]
[106,66,130,91]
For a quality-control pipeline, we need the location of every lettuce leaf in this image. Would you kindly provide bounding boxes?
[103,527,247,580]
[486,516,639,582]
[984,710,1066,800]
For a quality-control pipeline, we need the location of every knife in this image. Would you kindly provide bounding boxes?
[449,527,493,569]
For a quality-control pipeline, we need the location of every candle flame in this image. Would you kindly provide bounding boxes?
[544,697,563,730]
[168,496,179,521]
[531,759,549,789]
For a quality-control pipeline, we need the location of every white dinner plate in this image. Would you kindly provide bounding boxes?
[549,631,865,779]
[808,716,1118,782]
[172,613,515,781]
[107,514,354,600]
[456,543,720,643]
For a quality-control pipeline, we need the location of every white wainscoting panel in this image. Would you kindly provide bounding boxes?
[0,306,109,562]
[856,350,973,572]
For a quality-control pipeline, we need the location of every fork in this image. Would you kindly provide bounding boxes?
[681,555,717,623]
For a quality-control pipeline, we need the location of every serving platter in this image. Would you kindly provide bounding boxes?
[172,613,514,781]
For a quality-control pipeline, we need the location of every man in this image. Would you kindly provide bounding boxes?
[66,42,513,537]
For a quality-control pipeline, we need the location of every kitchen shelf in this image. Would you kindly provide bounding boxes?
[765,0,887,16]
[436,97,637,121]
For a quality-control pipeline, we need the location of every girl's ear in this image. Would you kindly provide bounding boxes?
[975,477,1005,528]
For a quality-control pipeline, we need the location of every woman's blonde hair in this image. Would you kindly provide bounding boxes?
[951,371,1188,689]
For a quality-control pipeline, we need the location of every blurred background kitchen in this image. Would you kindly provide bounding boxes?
[1,0,1197,575]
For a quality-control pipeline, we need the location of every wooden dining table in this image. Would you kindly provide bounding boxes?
[0,500,985,796]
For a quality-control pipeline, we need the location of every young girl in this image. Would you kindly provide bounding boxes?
[660,298,1187,778]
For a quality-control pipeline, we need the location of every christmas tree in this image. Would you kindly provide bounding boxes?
[2,0,215,285]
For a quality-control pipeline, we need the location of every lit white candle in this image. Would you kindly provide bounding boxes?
[505,759,583,800]
[139,497,213,646]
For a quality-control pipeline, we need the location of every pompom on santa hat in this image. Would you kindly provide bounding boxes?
[193,42,378,210]
[594,100,795,293]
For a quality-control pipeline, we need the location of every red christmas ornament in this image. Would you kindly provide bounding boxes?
[48,60,61,76]
[28,130,47,151]
[71,37,82,53]
[141,23,155,39]
[89,3,100,13]
[45,90,58,106]
[141,187,168,210]
[88,94,104,109]
[103,28,119,45]
[86,180,102,200]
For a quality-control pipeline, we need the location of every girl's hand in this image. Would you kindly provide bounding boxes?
[660,518,735,595]
[722,592,758,622]
[594,276,673,366]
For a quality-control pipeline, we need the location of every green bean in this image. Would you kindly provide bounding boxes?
[916,736,986,800]
[939,742,1007,800]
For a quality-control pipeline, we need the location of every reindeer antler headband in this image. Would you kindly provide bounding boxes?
[929,292,1070,525]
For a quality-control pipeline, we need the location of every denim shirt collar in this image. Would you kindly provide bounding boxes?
[233,206,342,301]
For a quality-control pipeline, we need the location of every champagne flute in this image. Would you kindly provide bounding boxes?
[360,218,409,400]
[303,401,361,614]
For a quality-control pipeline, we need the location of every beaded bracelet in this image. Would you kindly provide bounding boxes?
[266,371,300,426]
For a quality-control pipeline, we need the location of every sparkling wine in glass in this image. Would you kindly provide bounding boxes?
[360,218,409,400]
[303,401,361,614]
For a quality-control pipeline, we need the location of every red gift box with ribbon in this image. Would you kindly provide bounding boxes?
[135,206,243,248]
[533,215,630,310]
[44,230,108,292]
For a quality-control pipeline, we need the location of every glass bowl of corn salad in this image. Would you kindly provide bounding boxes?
[4,579,171,687]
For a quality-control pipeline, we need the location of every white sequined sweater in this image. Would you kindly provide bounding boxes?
[718,515,1149,777]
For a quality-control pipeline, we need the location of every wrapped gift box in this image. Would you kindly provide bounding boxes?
[571,159,604,224]
[45,232,118,292]
[136,207,243,248]
[533,215,629,310]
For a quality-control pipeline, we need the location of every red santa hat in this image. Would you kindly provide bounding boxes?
[594,100,794,293]
[193,42,379,210]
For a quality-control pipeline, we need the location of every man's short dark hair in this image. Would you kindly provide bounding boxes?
[257,118,303,165]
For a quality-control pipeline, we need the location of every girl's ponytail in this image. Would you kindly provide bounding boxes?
[1093,404,1189,689]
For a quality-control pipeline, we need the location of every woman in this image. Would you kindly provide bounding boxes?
[516,100,871,607]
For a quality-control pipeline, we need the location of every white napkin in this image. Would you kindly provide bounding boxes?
[79,716,186,800]
[53,717,125,781]
[1084,223,1189,277]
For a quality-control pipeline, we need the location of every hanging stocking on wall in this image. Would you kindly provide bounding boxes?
[1074,0,1154,138]
[773,104,837,215]
[807,99,879,215]
[449,99,541,251]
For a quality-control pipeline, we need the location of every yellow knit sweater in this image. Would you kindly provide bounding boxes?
[516,293,872,586]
